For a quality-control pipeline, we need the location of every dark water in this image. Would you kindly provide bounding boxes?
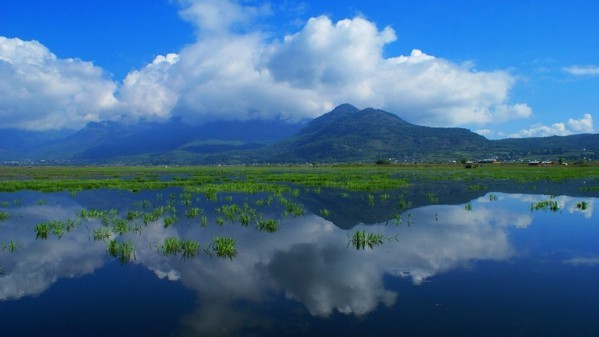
[0,186,597,336]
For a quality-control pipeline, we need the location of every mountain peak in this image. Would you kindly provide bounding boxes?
[330,103,360,114]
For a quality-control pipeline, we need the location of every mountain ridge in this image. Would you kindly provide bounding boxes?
[1,104,597,164]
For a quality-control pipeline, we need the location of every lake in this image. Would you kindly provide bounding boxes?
[1,182,598,336]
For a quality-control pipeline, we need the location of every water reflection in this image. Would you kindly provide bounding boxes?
[0,190,597,336]
[0,193,105,300]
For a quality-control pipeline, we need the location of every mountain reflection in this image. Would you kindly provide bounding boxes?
[0,191,596,336]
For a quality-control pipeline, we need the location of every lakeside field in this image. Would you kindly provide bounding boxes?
[1,163,598,193]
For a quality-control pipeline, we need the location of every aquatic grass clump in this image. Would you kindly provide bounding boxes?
[576,201,589,210]
[80,209,107,220]
[277,197,304,217]
[391,213,402,226]
[93,228,112,241]
[0,211,9,221]
[426,193,439,204]
[240,203,260,226]
[179,192,193,206]
[133,199,153,209]
[398,198,412,211]
[211,236,237,259]
[34,223,49,239]
[180,240,201,259]
[205,190,218,202]
[349,230,385,250]
[34,219,80,239]
[142,206,167,224]
[112,219,131,235]
[216,204,242,223]
[162,237,182,255]
[99,209,120,227]
[185,207,202,219]
[580,186,599,192]
[163,215,178,228]
[257,219,279,233]
[319,209,330,217]
[216,203,261,226]
[50,221,66,238]
[530,200,560,212]
[2,240,21,253]
[161,237,201,259]
[107,240,135,264]
[0,199,21,208]
[367,194,375,206]
[126,210,142,221]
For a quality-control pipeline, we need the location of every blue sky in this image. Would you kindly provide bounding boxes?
[1,0,598,138]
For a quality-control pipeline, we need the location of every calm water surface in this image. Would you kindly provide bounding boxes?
[0,186,597,336]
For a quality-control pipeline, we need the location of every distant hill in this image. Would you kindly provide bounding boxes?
[0,119,305,164]
[1,104,598,164]
[489,134,599,161]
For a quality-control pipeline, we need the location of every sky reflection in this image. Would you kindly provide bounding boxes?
[0,190,597,336]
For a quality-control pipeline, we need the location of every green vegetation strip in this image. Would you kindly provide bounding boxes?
[1,164,597,194]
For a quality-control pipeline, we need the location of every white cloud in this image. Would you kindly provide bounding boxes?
[476,129,493,137]
[0,36,118,130]
[492,103,533,121]
[118,53,180,121]
[563,65,599,76]
[1,0,531,130]
[567,113,594,133]
[511,113,594,138]
[177,0,271,35]
[120,6,529,127]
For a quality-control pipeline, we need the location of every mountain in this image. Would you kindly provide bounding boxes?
[204,104,598,164]
[0,119,305,164]
[1,104,598,164]
[0,128,76,162]
[234,104,491,163]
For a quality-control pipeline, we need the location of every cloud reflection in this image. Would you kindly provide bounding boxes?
[0,194,105,300]
[1,190,595,336]
[132,204,517,334]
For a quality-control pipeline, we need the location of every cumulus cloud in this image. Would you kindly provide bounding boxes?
[118,53,180,121]
[0,36,118,130]
[120,6,529,126]
[1,0,533,130]
[563,65,599,76]
[511,113,594,138]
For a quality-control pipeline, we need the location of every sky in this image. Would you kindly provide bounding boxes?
[1,0,598,139]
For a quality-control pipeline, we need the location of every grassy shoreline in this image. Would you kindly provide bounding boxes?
[1,163,598,193]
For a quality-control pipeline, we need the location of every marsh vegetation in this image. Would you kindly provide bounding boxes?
[0,164,597,264]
